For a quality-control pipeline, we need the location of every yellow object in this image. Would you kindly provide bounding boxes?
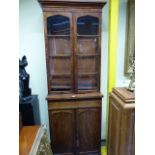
[101,146,107,155]
[106,0,120,147]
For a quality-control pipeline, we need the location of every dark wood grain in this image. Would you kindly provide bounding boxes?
[77,108,101,154]
[113,87,135,103]
[108,87,135,155]
[46,92,103,101]
[38,0,107,8]
[48,98,102,155]
[49,110,75,154]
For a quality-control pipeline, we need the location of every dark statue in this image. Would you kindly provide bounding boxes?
[19,56,32,102]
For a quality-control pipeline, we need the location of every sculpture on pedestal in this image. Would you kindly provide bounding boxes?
[19,56,32,102]
[127,51,135,92]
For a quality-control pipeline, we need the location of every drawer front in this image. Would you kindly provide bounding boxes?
[48,99,101,110]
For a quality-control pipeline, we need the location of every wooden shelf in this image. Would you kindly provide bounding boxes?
[51,85,72,93]
[49,54,71,58]
[77,53,99,57]
[78,86,97,90]
[51,73,71,77]
[77,35,99,37]
[50,90,71,94]
[48,35,70,37]
[51,85,71,89]
[78,72,98,77]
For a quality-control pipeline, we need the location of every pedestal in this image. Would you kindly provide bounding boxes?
[19,95,40,126]
[108,87,135,155]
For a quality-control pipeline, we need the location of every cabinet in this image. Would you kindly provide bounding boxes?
[38,0,107,154]
[108,87,135,155]
[48,94,102,155]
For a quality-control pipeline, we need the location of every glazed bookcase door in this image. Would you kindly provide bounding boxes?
[45,13,74,94]
[74,13,101,93]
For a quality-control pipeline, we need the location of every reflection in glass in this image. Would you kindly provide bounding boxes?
[49,58,71,75]
[78,76,97,91]
[47,15,72,93]
[47,15,70,35]
[51,77,71,92]
[49,36,71,55]
[77,16,99,35]
[78,37,98,54]
[77,16,99,92]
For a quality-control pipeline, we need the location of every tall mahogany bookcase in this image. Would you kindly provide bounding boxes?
[38,0,107,154]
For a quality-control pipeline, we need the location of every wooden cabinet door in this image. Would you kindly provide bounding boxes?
[76,108,101,155]
[49,110,75,155]
[108,100,121,155]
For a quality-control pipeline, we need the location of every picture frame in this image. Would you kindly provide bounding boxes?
[124,0,135,74]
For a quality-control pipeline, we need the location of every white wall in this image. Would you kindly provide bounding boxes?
[101,3,109,140]
[116,0,130,87]
[19,0,50,136]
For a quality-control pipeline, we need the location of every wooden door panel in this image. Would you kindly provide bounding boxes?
[108,100,121,155]
[77,108,101,154]
[49,110,75,154]
[120,111,135,155]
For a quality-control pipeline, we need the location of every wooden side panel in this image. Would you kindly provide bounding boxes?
[120,110,135,155]
[131,124,135,155]
[77,108,101,154]
[19,126,40,155]
[108,98,121,155]
[49,110,75,154]
[108,89,135,155]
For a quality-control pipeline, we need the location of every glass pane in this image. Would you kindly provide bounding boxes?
[78,76,97,91]
[47,15,70,35]
[47,15,72,93]
[49,36,71,55]
[78,57,97,73]
[76,16,99,92]
[77,57,98,91]
[77,16,99,35]
[49,58,71,75]
[49,58,72,92]
[77,37,98,54]
[51,77,71,92]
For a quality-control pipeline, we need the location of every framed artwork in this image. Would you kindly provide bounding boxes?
[125,0,135,74]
